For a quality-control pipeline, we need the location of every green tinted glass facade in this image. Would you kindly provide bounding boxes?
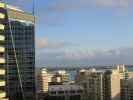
[3,5,35,100]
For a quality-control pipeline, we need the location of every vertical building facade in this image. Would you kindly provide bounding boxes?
[76,68,121,100]
[38,68,49,93]
[0,2,8,100]
[47,85,84,100]
[0,1,35,100]
[76,69,104,100]
[37,68,49,100]
[56,70,69,83]
[121,78,133,100]
[103,70,121,100]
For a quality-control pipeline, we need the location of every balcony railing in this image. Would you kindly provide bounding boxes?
[0,69,5,75]
[0,2,5,8]
[0,91,6,98]
[0,81,5,86]
[0,58,5,63]
[0,47,5,52]
[0,24,4,30]
[0,35,5,41]
[0,13,5,19]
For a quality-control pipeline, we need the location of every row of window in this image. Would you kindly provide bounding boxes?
[50,90,83,95]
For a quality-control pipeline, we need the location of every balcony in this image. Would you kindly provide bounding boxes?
[0,91,6,98]
[0,24,4,30]
[0,35,5,41]
[3,98,9,100]
[1,98,9,100]
[0,81,5,86]
[0,69,5,75]
[0,47,5,52]
[0,58,5,63]
[0,13,5,19]
[0,3,5,8]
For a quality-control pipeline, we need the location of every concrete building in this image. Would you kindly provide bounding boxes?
[116,65,133,100]
[0,2,36,100]
[48,73,54,83]
[76,67,121,100]
[127,72,133,79]
[37,68,49,100]
[51,70,69,84]
[103,69,121,100]
[38,68,49,93]
[116,64,128,80]
[47,85,84,100]
[57,70,69,82]
[0,2,8,100]
[46,70,69,85]
[121,78,133,100]
[76,68,104,100]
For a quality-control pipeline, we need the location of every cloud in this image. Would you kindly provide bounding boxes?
[36,37,76,49]
[36,47,133,66]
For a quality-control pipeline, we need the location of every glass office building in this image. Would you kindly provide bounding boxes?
[0,2,35,100]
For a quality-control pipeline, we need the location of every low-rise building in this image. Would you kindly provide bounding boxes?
[51,70,69,83]
[47,85,84,100]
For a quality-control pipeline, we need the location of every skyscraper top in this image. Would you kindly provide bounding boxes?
[7,5,24,12]
[7,5,35,23]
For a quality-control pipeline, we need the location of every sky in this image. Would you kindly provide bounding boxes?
[7,0,133,67]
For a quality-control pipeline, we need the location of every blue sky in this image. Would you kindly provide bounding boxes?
[8,0,133,66]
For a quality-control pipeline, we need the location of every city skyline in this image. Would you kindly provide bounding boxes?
[2,1,133,100]
[7,0,133,66]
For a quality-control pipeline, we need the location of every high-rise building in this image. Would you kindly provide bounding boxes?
[116,64,128,80]
[0,2,35,100]
[37,69,70,93]
[38,68,49,93]
[37,68,49,100]
[121,78,133,100]
[103,69,121,100]
[76,67,121,100]
[0,2,8,100]
[76,69,104,100]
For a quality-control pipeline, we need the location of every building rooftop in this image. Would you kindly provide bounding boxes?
[6,5,35,23]
[7,5,24,12]
[49,85,84,91]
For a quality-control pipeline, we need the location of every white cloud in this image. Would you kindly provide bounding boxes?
[36,37,76,49]
[36,37,48,49]
[36,47,133,66]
